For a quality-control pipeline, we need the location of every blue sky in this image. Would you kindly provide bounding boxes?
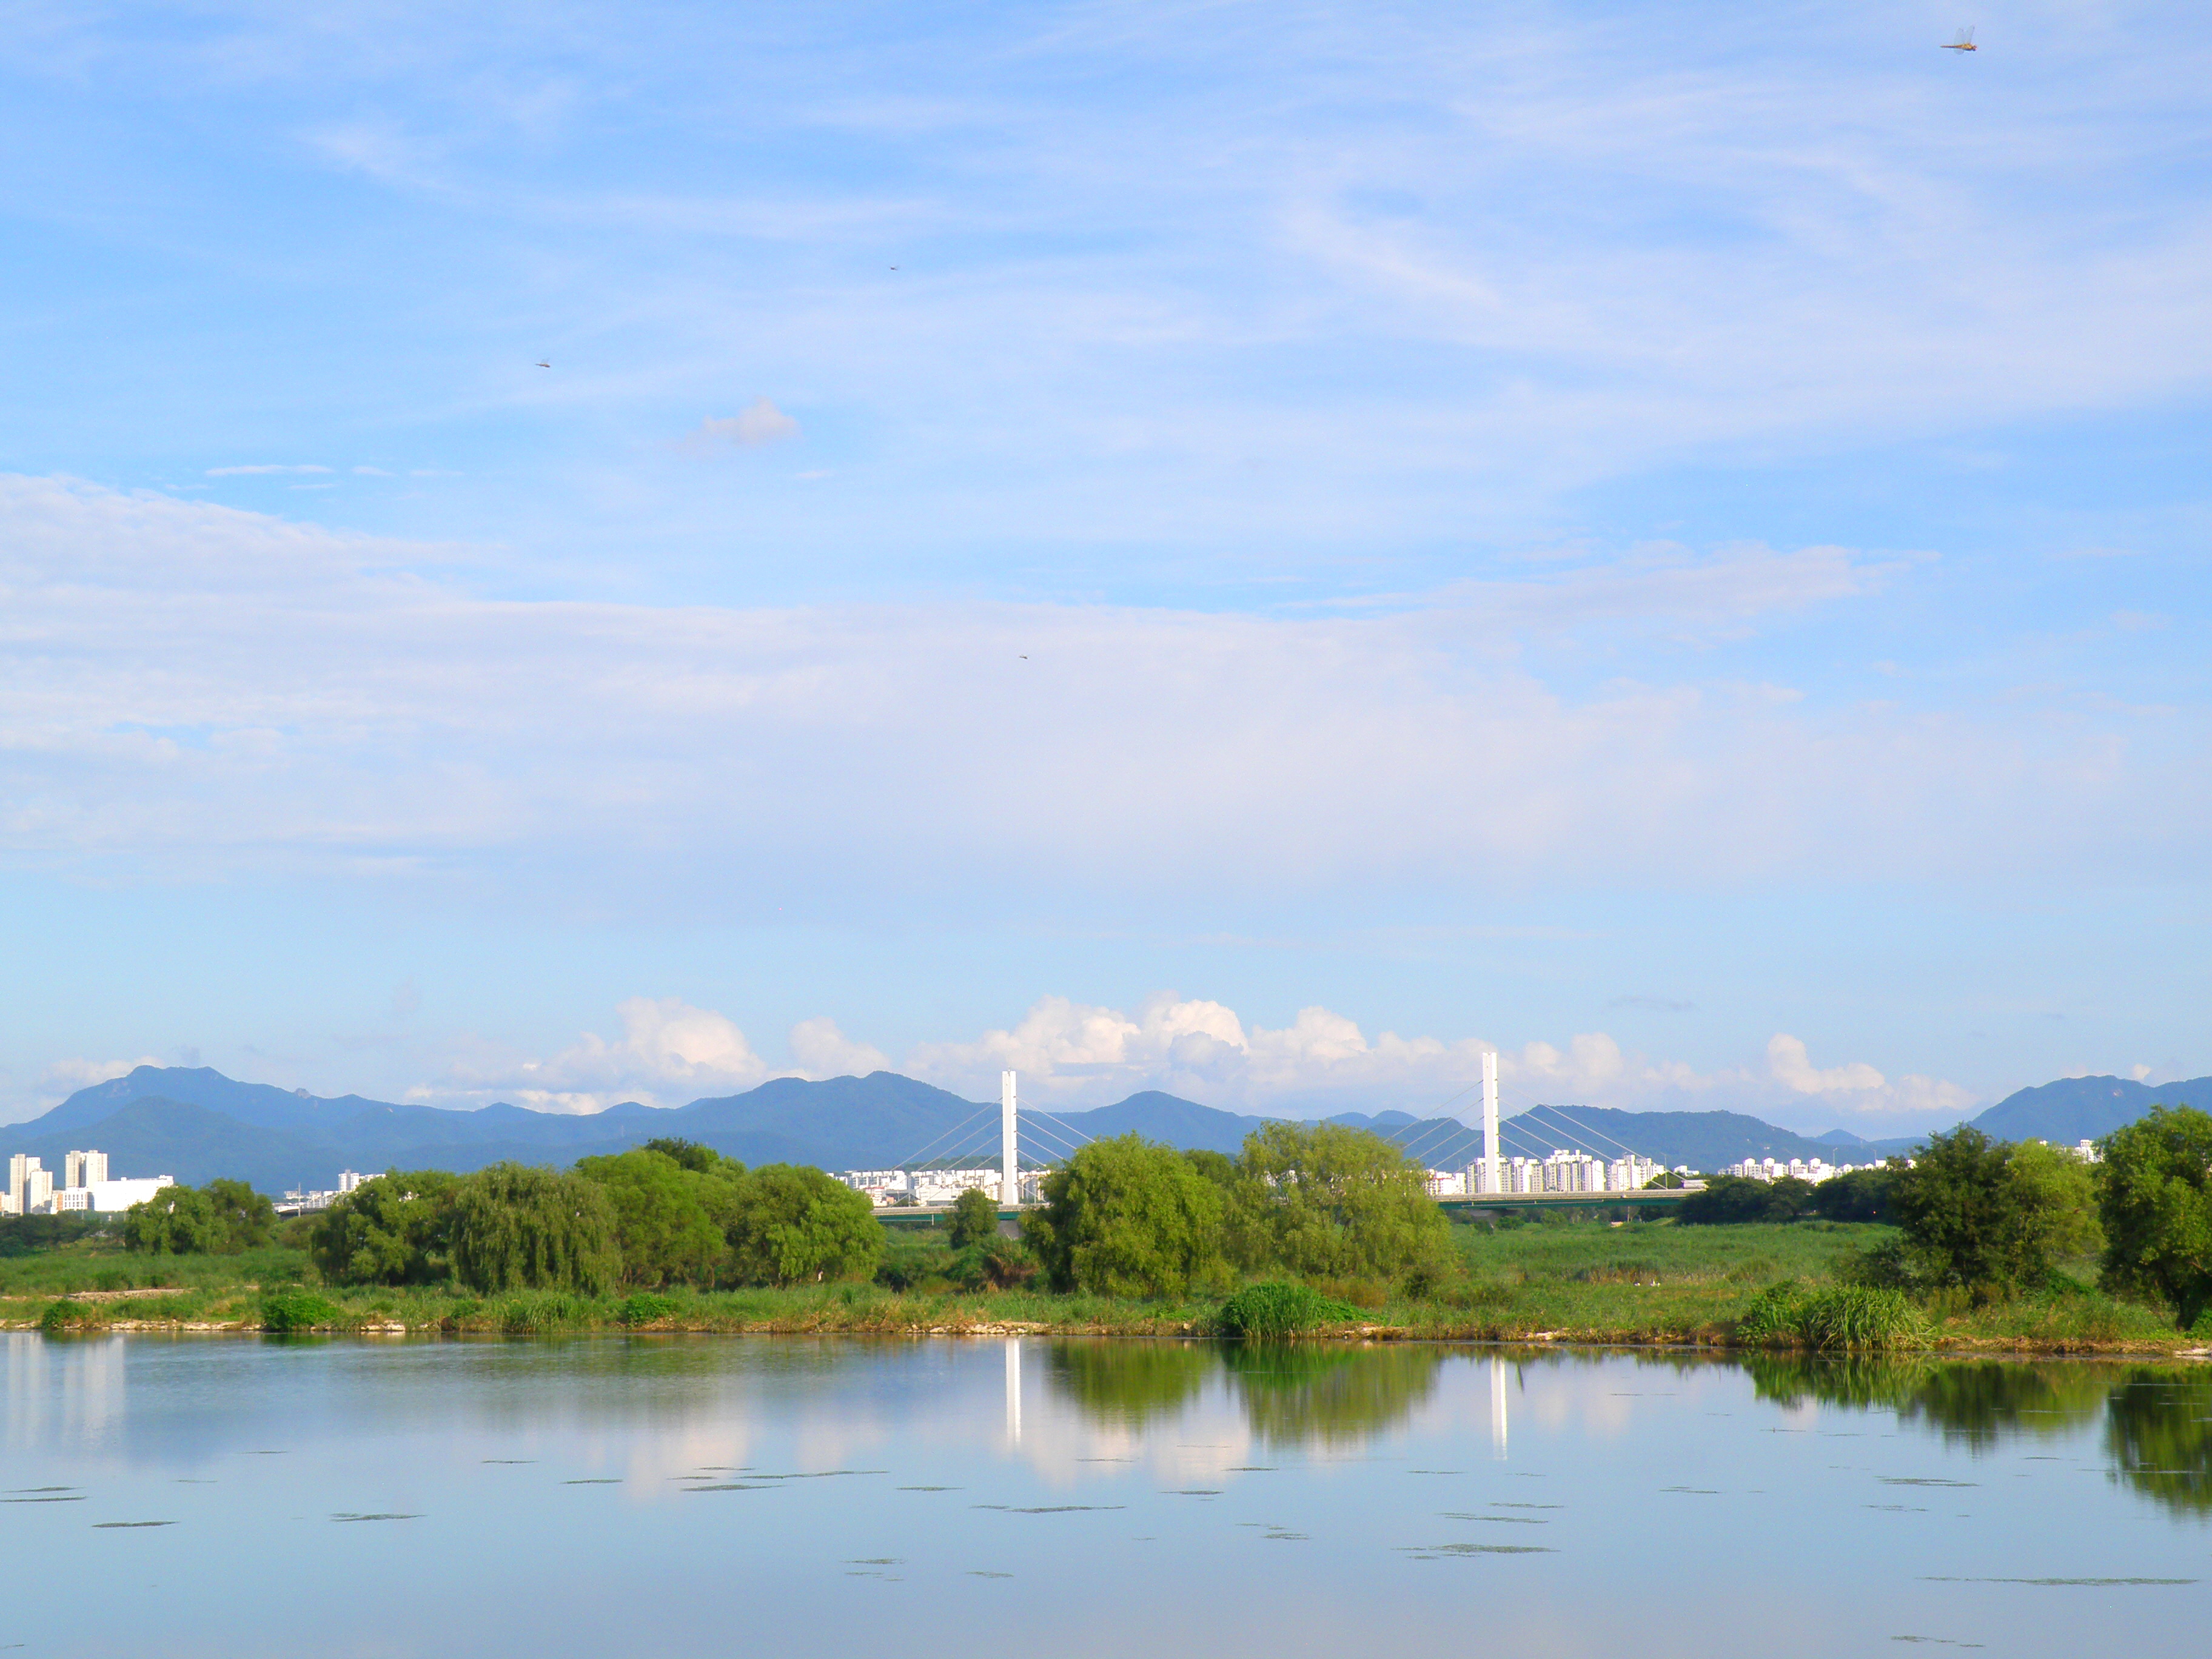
[2,1,2207,1134]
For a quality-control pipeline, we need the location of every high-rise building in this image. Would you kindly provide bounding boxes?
[65,1150,109,1188]
[8,1153,42,1213]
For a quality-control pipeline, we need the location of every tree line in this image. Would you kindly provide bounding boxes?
[110,1105,2212,1331]
[1680,1108,2212,1331]
[303,1142,883,1293]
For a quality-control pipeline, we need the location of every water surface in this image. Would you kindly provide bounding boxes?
[5,1335,2207,1657]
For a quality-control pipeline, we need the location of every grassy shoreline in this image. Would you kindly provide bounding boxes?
[4,1218,2205,1354]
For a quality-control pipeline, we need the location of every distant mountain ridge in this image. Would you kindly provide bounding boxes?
[5,1062,2204,1191]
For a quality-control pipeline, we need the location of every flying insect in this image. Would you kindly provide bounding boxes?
[1942,27,1976,50]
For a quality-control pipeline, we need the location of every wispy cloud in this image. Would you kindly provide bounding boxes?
[206,464,331,477]
[1,477,2200,907]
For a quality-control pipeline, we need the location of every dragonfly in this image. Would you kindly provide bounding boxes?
[1941,27,1976,51]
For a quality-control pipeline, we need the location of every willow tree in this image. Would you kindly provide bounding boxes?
[450,1164,620,1295]
[1227,1121,1448,1282]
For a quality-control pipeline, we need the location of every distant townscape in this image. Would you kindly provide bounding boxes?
[4,1150,173,1216]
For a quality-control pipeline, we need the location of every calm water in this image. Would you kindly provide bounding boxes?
[5,1335,2208,1657]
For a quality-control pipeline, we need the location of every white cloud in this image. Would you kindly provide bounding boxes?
[787,1017,890,1079]
[41,1056,165,1093]
[2,477,2200,910]
[902,993,1977,1133]
[686,398,799,448]
[435,996,769,1113]
[206,464,332,476]
[1766,1034,1884,1096]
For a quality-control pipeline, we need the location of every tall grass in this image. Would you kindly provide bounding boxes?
[1735,1282,1929,1351]
[1217,1282,1360,1339]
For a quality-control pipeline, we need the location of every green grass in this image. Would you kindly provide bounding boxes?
[1217,1282,1361,1339]
[0,1217,2196,1351]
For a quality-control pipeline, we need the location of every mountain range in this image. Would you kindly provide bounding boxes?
[4,1064,2205,1193]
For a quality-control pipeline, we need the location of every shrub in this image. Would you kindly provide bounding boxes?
[1735,1281,1803,1344]
[260,1290,341,1332]
[37,1300,109,1334]
[1218,1281,1361,1339]
[617,1292,681,1327]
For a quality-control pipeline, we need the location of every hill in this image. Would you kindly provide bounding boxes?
[8,1061,2205,1192]
[1967,1074,2212,1145]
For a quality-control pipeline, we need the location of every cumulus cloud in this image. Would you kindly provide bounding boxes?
[383,987,1975,1134]
[1766,1034,1884,1096]
[434,996,769,1113]
[901,993,1976,1132]
[787,1017,891,1079]
[686,397,799,448]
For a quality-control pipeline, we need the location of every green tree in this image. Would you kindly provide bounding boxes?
[574,1148,731,1287]
[641,1137,724,1174]
[122,1185,220,1255]
[1888,1126,2091,1298]
[725,1164,885,1286]
[1678,1175,1816,1225]
[1810,1168,1892,1223]
[2007,1139,2103,1258]
[450,1164,621,1295]
[2097,1105,2212,1331]
[1223,1122,1449,1282]
[309,1170,460,1285]
[121,1179,277,1255]
[1024,1134,1228,1299]
[201,1178,276,1253]
[946,1185,1000,1250]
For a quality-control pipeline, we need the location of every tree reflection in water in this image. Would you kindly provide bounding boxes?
[1747,1352,2212,1515]
[1221,1344,1446,1450]
[1045,1340,1446,1448]
[1044,1343,2211,1511]
[2103,1371,2212,1515]
[1046,1340,1215,1429]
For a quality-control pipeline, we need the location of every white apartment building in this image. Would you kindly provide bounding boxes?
[6,1151,172,1215]
[1718,1156,1885,1184]
[839,1167,1042,1207]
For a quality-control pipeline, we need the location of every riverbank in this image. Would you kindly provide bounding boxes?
[1,1218,2202,1353]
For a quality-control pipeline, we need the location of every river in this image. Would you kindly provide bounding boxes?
[4,1335,2205,1655]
